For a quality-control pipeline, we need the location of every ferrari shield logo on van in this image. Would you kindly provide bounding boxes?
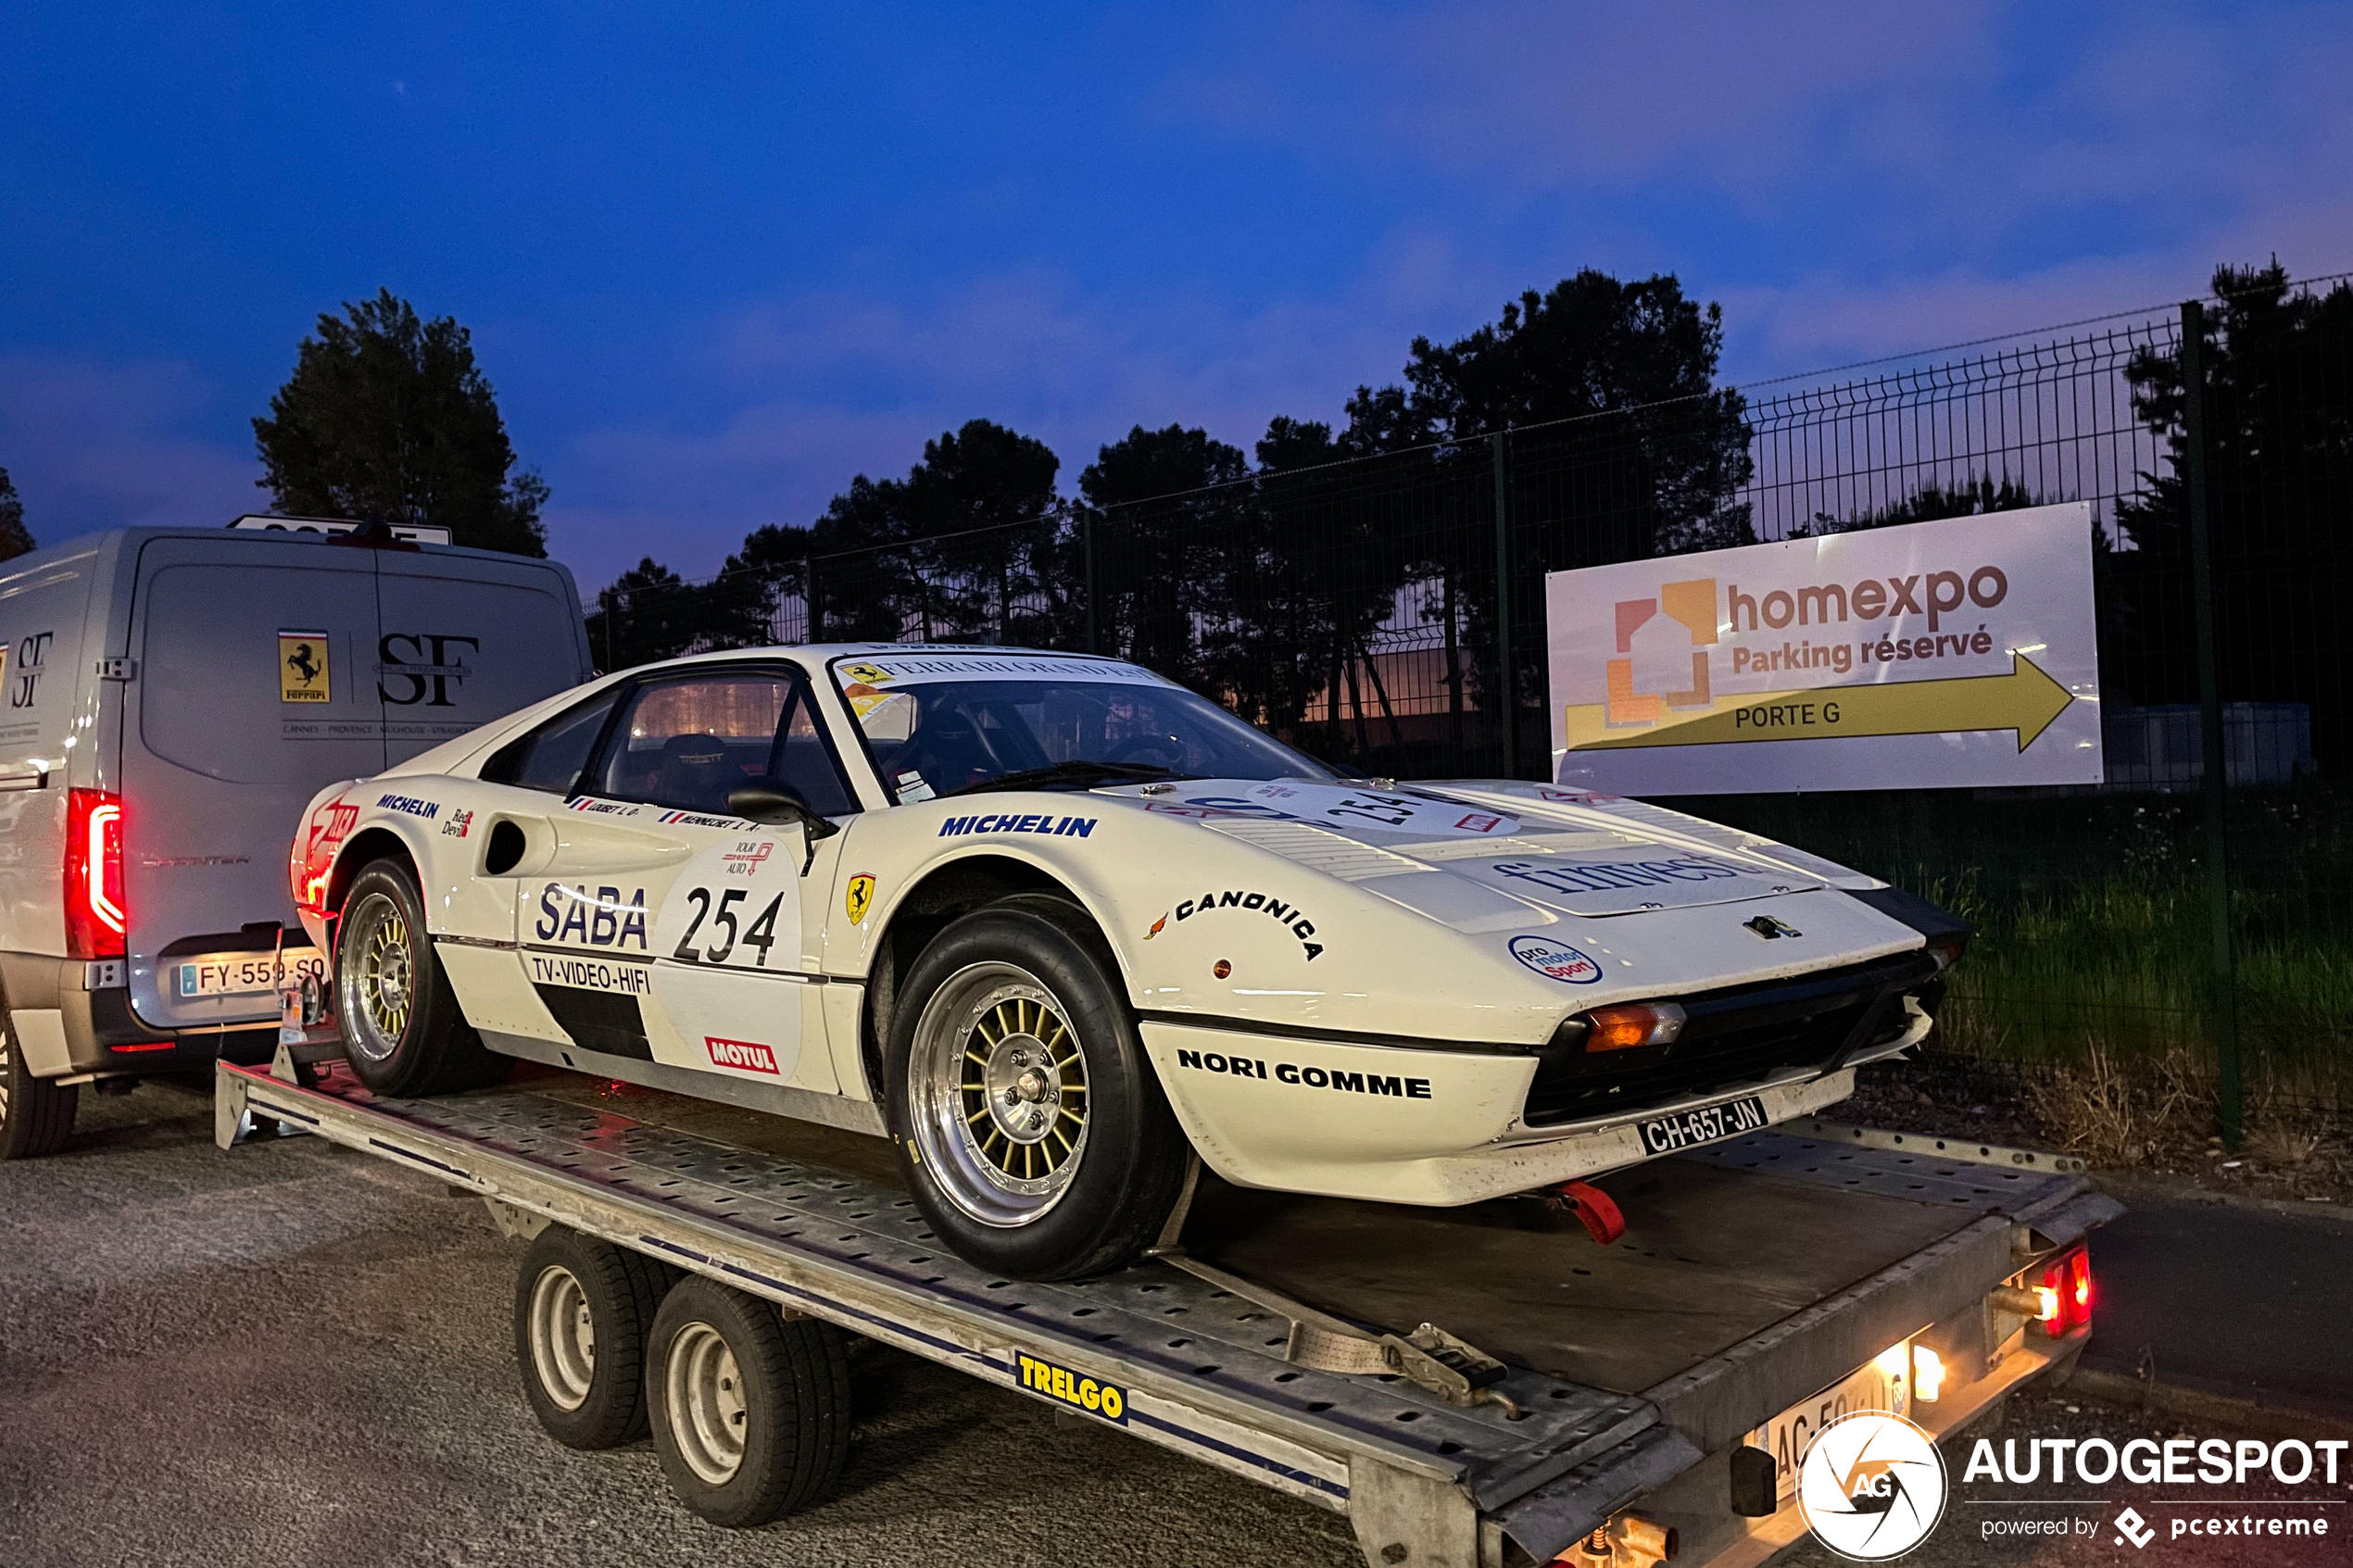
[279,630,331,703]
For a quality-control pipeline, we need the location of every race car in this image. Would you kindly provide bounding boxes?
[289,644,1967,1280]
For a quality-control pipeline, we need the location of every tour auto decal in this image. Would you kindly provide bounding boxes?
[1793,1411,1948,1560]
[642,834,807,1081]
[1508,935,1603,984]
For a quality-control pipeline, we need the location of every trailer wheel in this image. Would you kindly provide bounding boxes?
[887,898,1189,1281]
[512,1228,671,1449]
[0,1004,77,1160]
[648,1276,851,1527]
[334,859,507,1097]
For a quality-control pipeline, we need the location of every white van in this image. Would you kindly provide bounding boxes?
[0,526,593,1156]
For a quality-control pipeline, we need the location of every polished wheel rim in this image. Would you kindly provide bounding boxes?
[664,1320,749,1486]
[338,891,414,1063]
[527,1265,596,1411]
[909,961,1089,1229]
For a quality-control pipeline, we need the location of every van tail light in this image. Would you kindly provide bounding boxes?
[2034,1246,2093,1337]
[65,789,127,960]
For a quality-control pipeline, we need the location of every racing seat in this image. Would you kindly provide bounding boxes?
[655,733,736,811]
[898,709,999,795]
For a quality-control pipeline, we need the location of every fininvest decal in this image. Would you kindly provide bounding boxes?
[1544,504,2103,794]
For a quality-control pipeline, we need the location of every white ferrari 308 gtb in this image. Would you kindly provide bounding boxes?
[290,645,1967,1279]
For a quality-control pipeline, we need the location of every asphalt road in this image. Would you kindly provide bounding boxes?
[2079,1188,2353,1426]
[7,1079,2349,1568]
[0,1080,1361,1568]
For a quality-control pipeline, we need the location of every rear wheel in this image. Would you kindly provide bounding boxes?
[648,1276,851,1527]
[0,1005,76,1160]
[887,899,1189,1281]
[513,1227,672,1449]
[335,859,506,1097]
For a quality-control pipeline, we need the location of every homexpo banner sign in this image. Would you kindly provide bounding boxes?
[1545,502,2103,795]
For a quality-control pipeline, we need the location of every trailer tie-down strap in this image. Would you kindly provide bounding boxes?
[1147,1160,1523,1417]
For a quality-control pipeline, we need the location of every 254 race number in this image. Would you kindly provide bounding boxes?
[673,887,786,968]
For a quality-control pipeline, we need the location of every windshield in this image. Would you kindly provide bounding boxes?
[830,652,1337,800]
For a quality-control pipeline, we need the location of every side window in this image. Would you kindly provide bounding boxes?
[480,688,622,795]
[594,674,790,813]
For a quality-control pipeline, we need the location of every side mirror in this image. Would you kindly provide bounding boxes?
[726,780,840,841]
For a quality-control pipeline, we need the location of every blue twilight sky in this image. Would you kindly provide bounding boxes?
[4,2,2350,596]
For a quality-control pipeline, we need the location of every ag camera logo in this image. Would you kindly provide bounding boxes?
[1795,1411,1948,1561]
[1508,935,1602,984]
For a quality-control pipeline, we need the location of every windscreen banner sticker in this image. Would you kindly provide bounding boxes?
[832,653,1170,688]
[1509,935,1603,984]
[526,953,653,996]
[1014,1352,1126,1423]
[279,630,331,703]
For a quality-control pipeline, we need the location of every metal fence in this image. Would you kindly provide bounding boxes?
[588,274,2353,1135]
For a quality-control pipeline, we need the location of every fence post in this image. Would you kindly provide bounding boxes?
[1491,432,1516,779]
[2181,299,2242,1148]
[1083,508,1099,655]
[804,555,822,643]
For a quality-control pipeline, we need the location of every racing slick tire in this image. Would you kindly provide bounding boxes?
[887,897,1190,1282]
[513,1227,673,1450]
[648,1276,851,1527]
[333,859,508,1098]
[0,1001,76,1160]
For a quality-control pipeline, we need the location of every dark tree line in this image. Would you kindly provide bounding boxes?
[592,270,1756,771]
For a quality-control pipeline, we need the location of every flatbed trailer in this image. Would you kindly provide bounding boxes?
[216,1057,2120,1567]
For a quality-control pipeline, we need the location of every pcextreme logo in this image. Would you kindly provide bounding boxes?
[1795,1411,1949,1561]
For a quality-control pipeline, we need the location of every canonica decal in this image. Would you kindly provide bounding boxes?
[1509,935,1603,984]
[1156,891,1323,960]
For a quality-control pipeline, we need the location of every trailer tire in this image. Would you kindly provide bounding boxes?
[333,859,507,1098]
[887,898,1189,1281]
[0,1004,76,1160]
[513,1228,671,1449]
[648,1276,851,1527]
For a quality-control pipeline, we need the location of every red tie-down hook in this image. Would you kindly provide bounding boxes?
[1550,1180,1626,1246]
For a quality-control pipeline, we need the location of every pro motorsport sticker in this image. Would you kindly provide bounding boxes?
[1509,935,1603,984]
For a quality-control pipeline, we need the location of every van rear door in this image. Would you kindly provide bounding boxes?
[374,553,591,767]
[123,538,384,1033]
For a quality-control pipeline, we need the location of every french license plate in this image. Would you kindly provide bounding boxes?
[174,950,324,999]
[1747,1349,1912,1502]
[1636,1095,1768,1155]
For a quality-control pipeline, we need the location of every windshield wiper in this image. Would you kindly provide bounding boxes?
[942,760,1182,797]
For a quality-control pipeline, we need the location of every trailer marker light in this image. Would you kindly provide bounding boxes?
[2032,1247,2093,1337]
[1912,1346,1944,1403]
[1577,1002,1687,1052]
[1875,1344,1908,1379]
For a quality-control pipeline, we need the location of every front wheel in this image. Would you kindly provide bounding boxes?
[335,859,506,1097]
[887,899,1189,1281]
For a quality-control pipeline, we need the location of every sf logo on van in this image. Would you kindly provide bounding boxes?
[7,631,52,709]
[378,633,480,707]
[1794,1411,1948,1560]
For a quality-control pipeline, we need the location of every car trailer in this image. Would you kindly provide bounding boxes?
[216,1055,2119,1567]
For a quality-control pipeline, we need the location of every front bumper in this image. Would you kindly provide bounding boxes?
[1139,950,1941,1206]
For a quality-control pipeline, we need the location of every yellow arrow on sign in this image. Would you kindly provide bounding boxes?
[1569,655,2077,755]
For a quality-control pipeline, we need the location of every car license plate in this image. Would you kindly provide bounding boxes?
[174,950,324,999]
[1746,1348,1912,1502]
[1636,1095,1768,1155]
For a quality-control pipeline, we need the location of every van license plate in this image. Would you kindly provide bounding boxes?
[174,952,324,999]
[1746,1348,1911,1502]
[1636,1095,1769,1155]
